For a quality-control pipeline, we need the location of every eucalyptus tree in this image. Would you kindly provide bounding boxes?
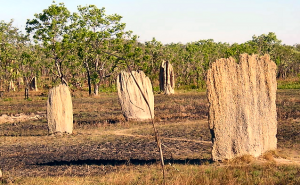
[143,38,165,82]
[19,43,46,98]
[225,42,257,60]
[25,1,77,86]
[0,20,18,88]
[73,5,127,95]
[168,40,229,88]
[112,34,148,72]
[0,20,25,91]
[163,43,185,87]
[295,44,300,52]
[273,44,300,78]
[251,32,281,56]
[184,42,206,88]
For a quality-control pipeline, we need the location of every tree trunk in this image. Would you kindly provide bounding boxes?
[84,61,92,96]
[94,55,99,96]
[94,84,99,96]
[196,71,199,88]
[87,71,92,96]
[25,87,29,99]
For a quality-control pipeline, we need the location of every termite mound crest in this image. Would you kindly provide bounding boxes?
[207,54,277,161]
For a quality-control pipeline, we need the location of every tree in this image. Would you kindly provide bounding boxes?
[0,19,25,91]
[251,32,281,56]
[26,1,76,86]
[19,43,45,98]
[143,38,165,82]
[73,5,127,95]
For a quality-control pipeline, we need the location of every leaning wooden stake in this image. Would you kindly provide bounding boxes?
[106,50,165,181]
[127,69,165,179]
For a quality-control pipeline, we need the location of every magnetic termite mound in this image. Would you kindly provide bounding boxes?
[159,60,175,95]
[117,71,154,121]
[30,76,38,91]
[47,84,73,134]
[206,54,277,161]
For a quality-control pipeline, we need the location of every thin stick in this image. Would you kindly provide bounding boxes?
[127,69,165,180]
[105,50,166,181]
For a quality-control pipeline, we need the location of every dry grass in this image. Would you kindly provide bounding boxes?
[225,155,255,165]
[3,164,300,185]
[261,150,282,162]
[1,89,300,184]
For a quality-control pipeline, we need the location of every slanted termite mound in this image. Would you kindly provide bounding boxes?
[117,71,154,121]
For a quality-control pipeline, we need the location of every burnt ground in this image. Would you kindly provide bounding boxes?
[0,90,300,178]
[0,119,212,177]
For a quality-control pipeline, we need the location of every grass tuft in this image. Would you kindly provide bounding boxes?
[228,155,255,165]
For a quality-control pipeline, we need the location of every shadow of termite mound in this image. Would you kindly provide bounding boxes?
[0,119,48,136]
[37,158,213,166]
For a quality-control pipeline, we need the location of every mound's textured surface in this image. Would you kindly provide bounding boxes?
[207,54,277,161]
[159,60,175,95]
[30,76,38,91]
[47,84,73,134]
[117,71,154,121]
[9,80,15,92]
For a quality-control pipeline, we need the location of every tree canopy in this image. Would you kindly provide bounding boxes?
[0,2,299,92]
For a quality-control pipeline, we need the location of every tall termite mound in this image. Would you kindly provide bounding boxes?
[207,54,277,161]
[159,60,175,95]
[8,80,15,92]
[117,71,154,121]
[47,84,73,134]
[30,76,38,91]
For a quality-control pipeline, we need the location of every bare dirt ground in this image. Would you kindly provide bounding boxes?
[0,89,300,182]
[0,112,45,125]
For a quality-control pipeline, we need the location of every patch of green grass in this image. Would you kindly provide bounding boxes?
[99,85,117,93]
[3,97,12,101]
[176,88,206,93]
[175,84,206,92]
[278,79,300,89]
[153,86,160,93]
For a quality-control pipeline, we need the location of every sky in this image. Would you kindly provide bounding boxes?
[0,0,299,45]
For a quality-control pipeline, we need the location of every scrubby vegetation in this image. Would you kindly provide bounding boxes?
[0,90,300,184]
[1,1,300,185]
[1,2,300,95]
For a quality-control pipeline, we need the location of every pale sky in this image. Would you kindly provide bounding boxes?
[0,0,299,45]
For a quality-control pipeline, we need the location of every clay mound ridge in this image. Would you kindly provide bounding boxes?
[47,84,73,134]
[207,54,277,161]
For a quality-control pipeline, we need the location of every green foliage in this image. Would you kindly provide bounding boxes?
[277,80,300,89]
[0,19,28,89]
[26,2,75,85]
[3,97,12,101]
[72,4,129,95]
[153,86,160,92]
[1,2,300,92]
[99,84,117,93]
[251,32,281,55]
[26,98,33,101]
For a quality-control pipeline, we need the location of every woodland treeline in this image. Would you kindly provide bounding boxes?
[1,2,300,95]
